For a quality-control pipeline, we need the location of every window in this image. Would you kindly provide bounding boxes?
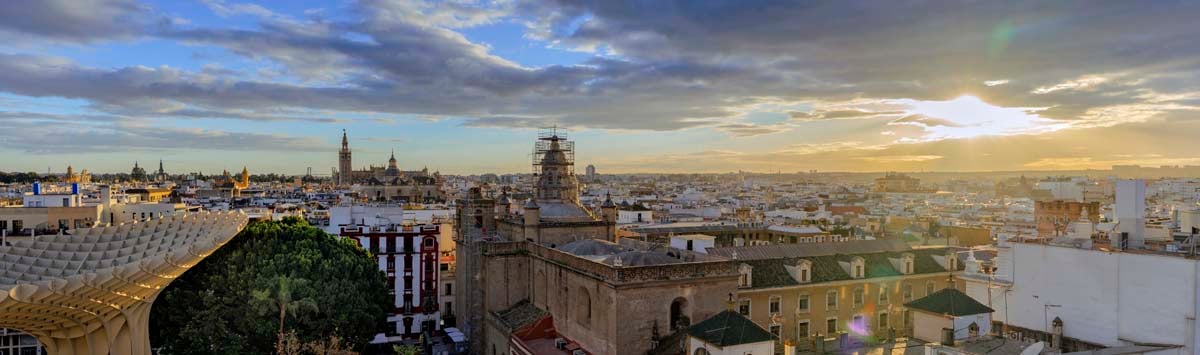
[926,281,936,295]
[445,284,453,296]
[797,294,810,313]
[878,285,889,304]
[798,260,812,283]
[853,288,864,307]
[878,312,889,330]
[797,320,810,339]
[769,324,781,339]
[855,265,864,278]
[826,317,838,334]
[903,284,913,301]
[769,296,781,314]
[826,290,838,309]
[738,264,752,287]
[852,314,865,330]
[738,299,751,316]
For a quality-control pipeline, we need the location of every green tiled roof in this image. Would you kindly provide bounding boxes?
[904,287,993,316]
[740,247,959,289]
[688,310,776,347]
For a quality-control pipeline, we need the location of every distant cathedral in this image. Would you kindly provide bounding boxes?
[336,130,446,202]
[128,160,169,182]
[64,165,91,184]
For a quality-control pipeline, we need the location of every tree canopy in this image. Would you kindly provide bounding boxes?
[151,217,391,354]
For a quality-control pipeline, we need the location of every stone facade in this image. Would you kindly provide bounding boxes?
[731,247,965,349]
[1034,200,1100,237]
[478,241,739,355]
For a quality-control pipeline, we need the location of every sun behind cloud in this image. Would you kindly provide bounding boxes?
[890,95,1069,141]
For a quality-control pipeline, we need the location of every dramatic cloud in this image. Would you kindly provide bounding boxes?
[0,0,156,43]
[1,0,1199,171]
[0,110,327,154]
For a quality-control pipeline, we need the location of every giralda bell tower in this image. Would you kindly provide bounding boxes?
[338,129,352,185]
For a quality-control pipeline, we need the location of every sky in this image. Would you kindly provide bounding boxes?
[1,0,1198,175]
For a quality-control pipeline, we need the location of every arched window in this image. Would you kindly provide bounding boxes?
[535,270,547,307]
[694,348,709,355]
[670,297,690,330]
[576,287,592,328]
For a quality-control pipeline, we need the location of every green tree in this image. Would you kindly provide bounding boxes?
[151,217,391,354]
[393,345,420,355]
[253,275,319,352]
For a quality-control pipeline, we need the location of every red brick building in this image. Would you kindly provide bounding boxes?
[1034,200,1100,236]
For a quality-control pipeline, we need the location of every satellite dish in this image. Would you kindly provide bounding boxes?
[1020,342,1046,355]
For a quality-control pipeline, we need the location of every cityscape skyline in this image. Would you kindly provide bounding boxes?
[2,1,1199,174]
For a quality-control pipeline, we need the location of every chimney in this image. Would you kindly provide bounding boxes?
[1051,317,1064,350]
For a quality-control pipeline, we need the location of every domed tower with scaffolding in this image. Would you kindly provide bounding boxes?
[495,127,617,246]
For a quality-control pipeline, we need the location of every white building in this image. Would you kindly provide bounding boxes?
[963,235,1196,354]
[617,208,653,224]
[670,234,715,254]
[1116,179,1147,245]
[1036,180,1085,202]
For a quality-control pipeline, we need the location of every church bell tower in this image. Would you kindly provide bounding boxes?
[338,129,353,185]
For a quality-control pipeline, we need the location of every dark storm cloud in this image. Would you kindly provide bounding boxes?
[0,0,157,43]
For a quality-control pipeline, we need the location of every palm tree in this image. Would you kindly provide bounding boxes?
[393,344,420,355]
[252,275,319,353]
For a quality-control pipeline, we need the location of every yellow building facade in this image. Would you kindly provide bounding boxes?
[730,247,964,347]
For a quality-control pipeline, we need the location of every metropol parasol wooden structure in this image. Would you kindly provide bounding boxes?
[0,211,248,355]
